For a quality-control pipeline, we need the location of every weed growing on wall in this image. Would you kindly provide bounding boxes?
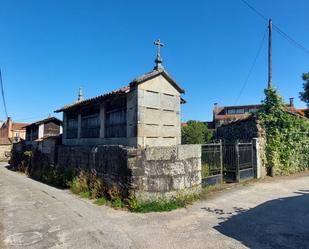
[258,88,309,175]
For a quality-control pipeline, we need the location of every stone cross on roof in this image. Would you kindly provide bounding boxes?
[154,39,164,70]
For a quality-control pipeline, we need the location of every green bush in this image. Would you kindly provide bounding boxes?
[258,87,309,175]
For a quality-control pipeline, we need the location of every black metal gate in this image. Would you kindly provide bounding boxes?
[201,140,254,186]
[201,141,223,186]
[223,141,254,182]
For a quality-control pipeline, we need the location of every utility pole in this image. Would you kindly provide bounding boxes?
[268,19,272,89]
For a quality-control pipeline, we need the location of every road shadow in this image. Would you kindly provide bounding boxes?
[209,191,309,249]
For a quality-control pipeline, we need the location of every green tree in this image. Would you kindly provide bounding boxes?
[181,120,213,144]
[300,72,309,107]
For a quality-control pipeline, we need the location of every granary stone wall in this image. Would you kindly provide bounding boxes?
[137,75,181,147]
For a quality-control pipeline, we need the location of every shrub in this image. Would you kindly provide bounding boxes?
[258,87,309,175]
[69,170,89,194]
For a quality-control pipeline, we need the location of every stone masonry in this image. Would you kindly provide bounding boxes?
[55,144,201,200]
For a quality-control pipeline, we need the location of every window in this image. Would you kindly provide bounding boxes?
[81,113,100,138]
[105,97,127,138]
[249,108,258,113]
[66,113,78,139]
[227,109,236,114]
[236,108,245,114]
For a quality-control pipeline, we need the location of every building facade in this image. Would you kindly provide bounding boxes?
[0,117,28,143]
[211,98,303,128]
[55,68,185,148]
[25,117,63,143]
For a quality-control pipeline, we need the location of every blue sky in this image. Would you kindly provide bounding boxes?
[0,0,308,123]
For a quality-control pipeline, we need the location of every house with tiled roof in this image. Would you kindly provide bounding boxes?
[0,117,28,143]
[24,116,63,144]
[210,98,307,129]
[55,45,185,147]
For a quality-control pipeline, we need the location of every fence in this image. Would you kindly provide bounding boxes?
[202,140,255,186]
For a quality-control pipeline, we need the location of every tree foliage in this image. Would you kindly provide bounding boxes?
[300,72,309,107]
[181,120,213,144]
[258,87,309,175]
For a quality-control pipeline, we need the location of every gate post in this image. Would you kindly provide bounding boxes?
[219,139,223,184]
[235,140,240,182]
[252,138,261,179]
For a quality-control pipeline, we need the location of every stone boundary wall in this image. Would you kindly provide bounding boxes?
[55,144,201,200]
[128,145,201,200]
[216,117,265,142]
[0,144,12,161]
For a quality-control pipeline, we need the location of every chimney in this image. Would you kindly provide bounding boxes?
[289,97,294,108]
[7,117,13,138]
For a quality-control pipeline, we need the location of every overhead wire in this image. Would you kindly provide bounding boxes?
[234,28,267,104]
[0,68,8,119]
[240,0,309,57]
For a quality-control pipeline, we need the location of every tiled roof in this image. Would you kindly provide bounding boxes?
[24,117,63,128]
[55,69,185,113]
[55,86,130,112]
[12,123,28,130]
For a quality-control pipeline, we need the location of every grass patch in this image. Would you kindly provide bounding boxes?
[112,198,124,209]
[79,191,91,199]
[94,197,108,206]
[130,198,186,213]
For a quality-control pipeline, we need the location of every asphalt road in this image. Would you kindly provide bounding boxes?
[1,162,309,249]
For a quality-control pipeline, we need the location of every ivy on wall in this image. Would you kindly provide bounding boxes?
[258,88,309,175]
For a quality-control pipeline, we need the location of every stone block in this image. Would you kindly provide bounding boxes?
[146,176,172,192]
[144,146,177,161]
[172,176,185,190]
[169,162,185,176]
[176,144,201,160]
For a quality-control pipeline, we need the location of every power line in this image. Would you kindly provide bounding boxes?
[273,26,309,56]
[0,68,8,119]
[235,29,267,104]
[240,0,268,21]
[240,0,309,57]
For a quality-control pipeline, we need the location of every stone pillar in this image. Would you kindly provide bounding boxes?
[252,138,261,179]
[77,113,82,139]
[99,104,105,138]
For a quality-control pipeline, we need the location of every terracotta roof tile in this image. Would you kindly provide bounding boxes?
[12,123,28,130]
[55,69,184,113]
